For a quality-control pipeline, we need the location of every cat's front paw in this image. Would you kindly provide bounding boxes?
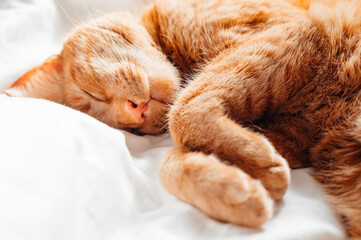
[161,148,275,228]
[204,167,274,227]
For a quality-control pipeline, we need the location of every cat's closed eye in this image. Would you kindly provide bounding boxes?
[82,89,107,102]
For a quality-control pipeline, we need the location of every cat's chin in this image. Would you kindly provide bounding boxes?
[127,124,166,136]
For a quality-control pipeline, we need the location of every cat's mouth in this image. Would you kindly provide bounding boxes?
[132,96,169,135]
[149,84,172,105]
[142,98,155,117]
[150,94,168,105]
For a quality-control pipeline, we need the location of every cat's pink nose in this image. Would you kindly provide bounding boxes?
[126,100,149,124]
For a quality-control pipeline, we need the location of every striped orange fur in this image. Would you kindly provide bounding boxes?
[5,0,361,236]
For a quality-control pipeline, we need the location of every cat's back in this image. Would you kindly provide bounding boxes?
[142,0,307,76]
[254,0,361,167]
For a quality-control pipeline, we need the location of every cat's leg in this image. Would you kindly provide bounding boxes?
[160,145,274,227]
[311,124,361,237]
[168,72,292,200]
[169,94,290,200]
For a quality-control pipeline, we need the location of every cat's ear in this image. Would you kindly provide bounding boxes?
[4,54,64,104]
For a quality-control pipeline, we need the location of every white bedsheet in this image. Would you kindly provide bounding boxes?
[0,0,346,239]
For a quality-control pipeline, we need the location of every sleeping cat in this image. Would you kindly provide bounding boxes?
[5,0,361,237]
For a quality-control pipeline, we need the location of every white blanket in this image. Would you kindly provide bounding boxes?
[0,0,346,239]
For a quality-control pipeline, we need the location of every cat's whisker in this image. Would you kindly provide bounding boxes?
[87,42,102,60]
[81,0,101,21]
[54,2,78,29]
[85,3,124,67]
[55,0,93,30]
[100,23,126,69]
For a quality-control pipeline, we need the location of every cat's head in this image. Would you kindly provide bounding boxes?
[7,12,180,135]
[61,12,181,134]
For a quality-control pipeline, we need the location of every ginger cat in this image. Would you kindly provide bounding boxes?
[5,0,361,237]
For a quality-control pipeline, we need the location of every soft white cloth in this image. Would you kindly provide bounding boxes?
[0,1,346,239]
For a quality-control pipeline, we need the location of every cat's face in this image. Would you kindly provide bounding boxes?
[61,13,180,135]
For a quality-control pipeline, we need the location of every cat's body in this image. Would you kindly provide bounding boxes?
[142,0,361,234]
[143,0,361,235]
[5,0,361,237]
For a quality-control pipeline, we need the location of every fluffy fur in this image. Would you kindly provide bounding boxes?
[5,0,361,237]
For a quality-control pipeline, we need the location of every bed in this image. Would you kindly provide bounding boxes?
[0,0,346,239]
